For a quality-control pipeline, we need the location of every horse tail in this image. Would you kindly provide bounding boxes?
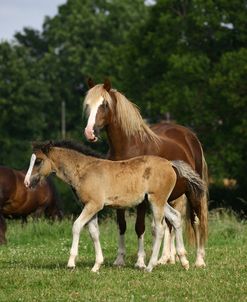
[171,160,207,245]
[199,153,209,244]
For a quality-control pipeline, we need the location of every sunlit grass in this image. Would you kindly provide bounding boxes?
[0,211,247,301]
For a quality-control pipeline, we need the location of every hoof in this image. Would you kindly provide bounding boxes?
[91,267,100,273]
[157,257,169,265]
[135,262,146,269]
[67,264,76,269]
[195,261,206,268]
[182,261,190,271]
[145,266,153,273]
[113,259,125,267]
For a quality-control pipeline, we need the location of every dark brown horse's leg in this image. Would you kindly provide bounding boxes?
[0,214,7,244]
[113,209,126,266]
[134,199,148,268]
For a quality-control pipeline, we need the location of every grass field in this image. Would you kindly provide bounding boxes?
[1,211,247,302]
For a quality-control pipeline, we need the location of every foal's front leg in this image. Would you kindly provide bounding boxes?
[67,204,99,269]
[88,215,104,272]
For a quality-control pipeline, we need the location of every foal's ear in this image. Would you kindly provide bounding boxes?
[103,78,111,92]
[42,141,53,155]
[87,78,95,89]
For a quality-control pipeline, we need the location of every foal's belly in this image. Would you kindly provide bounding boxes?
[105,193,145,209]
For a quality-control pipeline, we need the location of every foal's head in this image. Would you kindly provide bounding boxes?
[24,142,54,189]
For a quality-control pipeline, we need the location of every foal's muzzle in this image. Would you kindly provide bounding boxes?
[25,175,41,189]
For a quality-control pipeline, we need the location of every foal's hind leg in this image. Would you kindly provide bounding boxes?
[165,204,189,270]
[157,221,172,265]
[113,209,126,266]
[146,202,165,272]
[158,196,185,265]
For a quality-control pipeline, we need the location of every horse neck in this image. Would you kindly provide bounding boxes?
[49,148,90,185]
[106,122,146,160]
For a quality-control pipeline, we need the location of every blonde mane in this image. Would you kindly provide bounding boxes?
[112,90,161,144]
[84,84,161,144]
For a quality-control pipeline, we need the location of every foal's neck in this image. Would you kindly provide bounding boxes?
[49,148,92,185]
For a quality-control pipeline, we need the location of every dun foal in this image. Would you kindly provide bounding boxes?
[24,141,205,272]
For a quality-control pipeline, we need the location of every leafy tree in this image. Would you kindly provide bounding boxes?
[122,0,247,193]
[0,42,51,168]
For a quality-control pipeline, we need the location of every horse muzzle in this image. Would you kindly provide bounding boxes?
[24,175,41,189]
[84,127,98,142]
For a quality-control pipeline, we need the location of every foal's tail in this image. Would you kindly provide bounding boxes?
[171,160,207,244]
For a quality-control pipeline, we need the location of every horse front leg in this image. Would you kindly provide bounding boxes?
[135,200,147,269]
[88,215,104,272]
[113,209,126,266]
[67,203,100,269]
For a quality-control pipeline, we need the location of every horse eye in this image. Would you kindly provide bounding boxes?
[35,159,42,166]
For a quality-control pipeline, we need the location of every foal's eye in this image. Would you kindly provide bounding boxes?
[35,159,42,166]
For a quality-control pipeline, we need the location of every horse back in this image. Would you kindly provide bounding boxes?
[151,123,204,177]
[0,166,18,207]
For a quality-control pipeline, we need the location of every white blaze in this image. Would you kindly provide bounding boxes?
[24,154,36,187]
[84,97,104,141]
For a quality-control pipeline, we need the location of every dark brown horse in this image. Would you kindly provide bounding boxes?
[0,166,63,244]
[83,79,208,268]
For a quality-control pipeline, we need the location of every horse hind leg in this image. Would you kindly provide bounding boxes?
[134,200,147,269]
[0,214,7,244]
[165,203,189,270]
[157,220,172,265]
[146,201,166,272]
[158,196,186,265]
[186,194,207,268]
[113,209,126,266]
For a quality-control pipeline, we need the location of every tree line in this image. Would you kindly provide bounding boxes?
[0,0,246,213]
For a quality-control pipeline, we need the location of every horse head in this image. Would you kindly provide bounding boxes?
[84,78,114,142]
[24,141,54,189]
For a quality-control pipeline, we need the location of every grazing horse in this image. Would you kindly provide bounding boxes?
[24,140,205,272]
[83,79,208,268]
[0,166,63,244]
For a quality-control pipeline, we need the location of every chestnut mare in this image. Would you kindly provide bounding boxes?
[0,165,63,244]
[83,79,208,268]
[24,140,205,272]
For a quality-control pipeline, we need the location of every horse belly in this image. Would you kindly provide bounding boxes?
[105,193,145,208]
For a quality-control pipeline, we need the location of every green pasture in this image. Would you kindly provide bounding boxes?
[0,211,247,302]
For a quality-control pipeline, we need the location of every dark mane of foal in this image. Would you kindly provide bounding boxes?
[32,140,105,159]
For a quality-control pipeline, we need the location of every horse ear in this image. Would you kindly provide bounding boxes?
[87,78,95,89]
[103,78,111,92]
[42,141,53,155]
